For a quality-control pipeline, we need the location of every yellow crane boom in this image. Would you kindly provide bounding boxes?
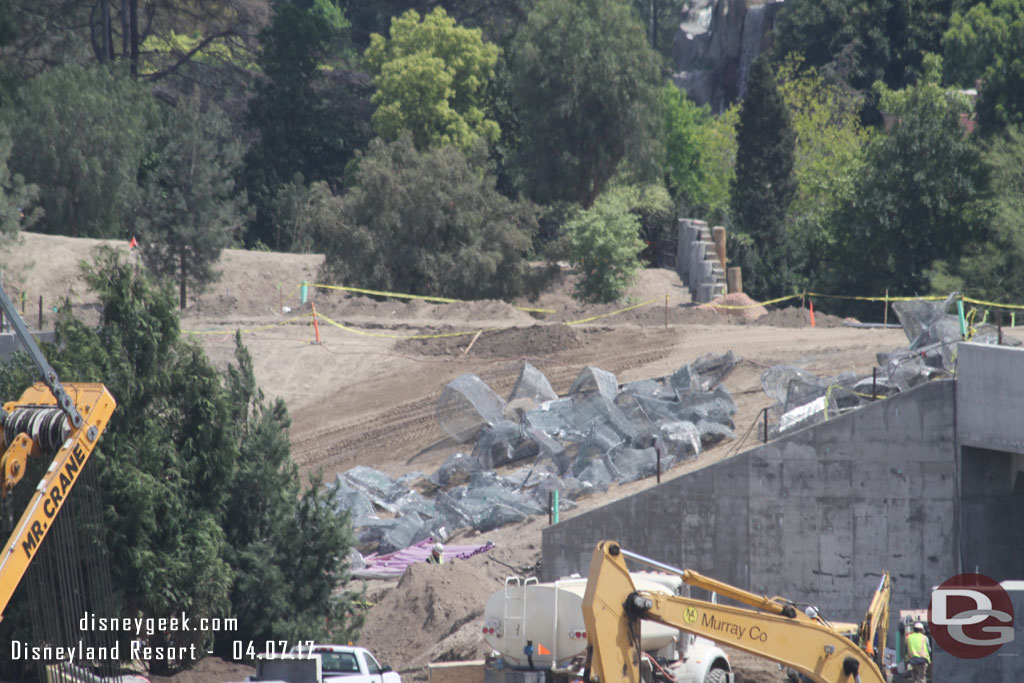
[0,286,116,623]
[582,540,889,683]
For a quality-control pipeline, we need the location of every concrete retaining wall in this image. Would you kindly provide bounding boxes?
[542,379,959,623]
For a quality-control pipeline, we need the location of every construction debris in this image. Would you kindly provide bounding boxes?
[337,355,739,553]
[764,294,1020,436]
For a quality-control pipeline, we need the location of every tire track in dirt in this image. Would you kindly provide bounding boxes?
[292,328,684,477]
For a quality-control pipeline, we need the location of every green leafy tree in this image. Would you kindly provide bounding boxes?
[319,134,537,300]
[943,0,1024,134]
[730,57,798,300]
[138,91,247,309]
[772,0,956,95]
[829,56,986,303]
[660,84,738,224]
[0,123,39,245]
[777,57,871,288]
[565,185,650,303]
[4,64,156,238]
[510,0,662,207]
[364,7,500,151]
[245,0,370,251]
[931,125,1024,302]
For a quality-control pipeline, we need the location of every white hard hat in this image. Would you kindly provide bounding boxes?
[914,622,925,631]
[433,542,444,553]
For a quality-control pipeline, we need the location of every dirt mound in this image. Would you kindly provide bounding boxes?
[699,293,768,321]
[754,304,845,328]
[395,324,588,358]
[358,558,501,674]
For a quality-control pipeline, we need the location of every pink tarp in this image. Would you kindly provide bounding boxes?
[352,539,496,579]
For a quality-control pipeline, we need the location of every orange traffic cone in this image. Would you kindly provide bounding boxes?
[809,300,816,328]
[128,236,138,248]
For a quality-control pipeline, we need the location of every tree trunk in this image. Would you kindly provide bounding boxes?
[100,0,113,62]
[651,0,658,52]
[179,251,187,310]
[129,0,139,76]
[121,0,129,59]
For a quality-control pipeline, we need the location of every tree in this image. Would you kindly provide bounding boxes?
[777,57,871,288]
[319,134,537,300]
[3,0,265,81]
[217,334,363,649]
[4,64,156,238]
[771,0,956,95]
[510,0,662,207]
[660,83,738,224]
[138,91,247,309]
[0,249,363,671]
[364,7,500,151]
[943,0,1024,134]
[829,56,986,303]
[565,185,654,303]
[245,0,369,251]
[0,123,39,246]
[931,125,1024,302]
[730,57,798,300]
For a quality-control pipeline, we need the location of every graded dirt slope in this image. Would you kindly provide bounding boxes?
[1,234,930,682]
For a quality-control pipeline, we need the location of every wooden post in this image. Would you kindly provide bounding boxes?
[762,407,769,443]
[998,310,1003,345]
[883,289,889,326]
[872,367,877,400]
[712,226,726,270]
[727,267,743,295]
[38,295,43,329]
[548,491,553,524]
[656,448,662,484]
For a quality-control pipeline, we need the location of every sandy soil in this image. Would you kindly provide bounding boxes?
[0,234,930,683]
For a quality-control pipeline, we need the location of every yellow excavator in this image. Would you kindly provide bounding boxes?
[582,541,891,683]
[0,286,116,623]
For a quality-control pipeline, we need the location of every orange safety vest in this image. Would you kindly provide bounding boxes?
[907,632,930,663]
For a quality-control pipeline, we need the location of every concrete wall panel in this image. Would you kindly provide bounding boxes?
[541,380,958,624]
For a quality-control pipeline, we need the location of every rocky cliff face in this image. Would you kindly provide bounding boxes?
[672,0,782,112]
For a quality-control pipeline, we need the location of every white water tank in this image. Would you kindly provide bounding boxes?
[482,572,683,669]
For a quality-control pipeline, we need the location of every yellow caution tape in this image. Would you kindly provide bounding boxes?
[961,296,1024,311]
[183,313,312,335]
[306,283,556,314]
[805,292,949,303]
[703,293,803,310]
[316,311,485,340]
[565,297,659,325]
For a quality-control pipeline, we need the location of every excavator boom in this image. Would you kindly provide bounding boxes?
[582,541,887,683]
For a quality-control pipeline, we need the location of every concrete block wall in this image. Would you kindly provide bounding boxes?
[675,219,726,303]
[541,379,959,623]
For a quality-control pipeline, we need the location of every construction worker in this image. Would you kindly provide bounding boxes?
[905,622,931,683]
[426,542,444,564]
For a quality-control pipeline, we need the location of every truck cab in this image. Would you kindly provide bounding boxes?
[252,645,401,683]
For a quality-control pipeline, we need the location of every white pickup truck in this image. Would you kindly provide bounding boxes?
[251,644,401,683]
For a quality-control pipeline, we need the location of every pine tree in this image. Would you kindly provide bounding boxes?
[730,57,798,300]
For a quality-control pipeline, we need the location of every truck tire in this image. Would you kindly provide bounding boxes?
[704,668,728,683]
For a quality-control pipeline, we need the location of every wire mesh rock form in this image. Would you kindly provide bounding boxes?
[338,355,740,553]
[765,294,1020,437]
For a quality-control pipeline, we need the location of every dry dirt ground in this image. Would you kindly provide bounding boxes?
[2,233,942,683]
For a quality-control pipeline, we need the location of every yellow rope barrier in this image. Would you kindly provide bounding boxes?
[564,297,659,325]
[306,283,556,314]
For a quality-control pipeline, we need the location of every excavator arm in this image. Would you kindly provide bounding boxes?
[0,287,116,622]
[582,541,887,683]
